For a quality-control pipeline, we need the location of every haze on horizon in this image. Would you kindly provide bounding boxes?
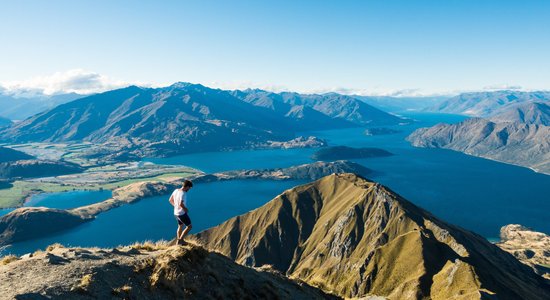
[1,0,549,96]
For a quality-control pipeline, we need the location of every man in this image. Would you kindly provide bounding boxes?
[169,180,193,245]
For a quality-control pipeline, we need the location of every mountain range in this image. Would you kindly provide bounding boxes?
[0,84,407,157]
[427,90,550,117]
[195,173,550,299]
[231,89,406,126]
[408,102,550,174]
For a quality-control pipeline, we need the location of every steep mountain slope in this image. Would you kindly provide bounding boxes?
[407,118,550,174]
[490,102,550,125]
[195,173,550,299]
[0,243,337,299]
[428,91,550,117]
[232,89,406,126]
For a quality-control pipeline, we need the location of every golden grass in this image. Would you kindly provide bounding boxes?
[46,243,65,252]
[71,273,94,293]
[0,254,18,265]
[112,284,132,297]
[130,240,170,251]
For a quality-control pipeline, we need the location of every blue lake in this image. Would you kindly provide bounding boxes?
[146,147,318,173]
[24,190,112,209]
[2,112,550,255]
[3,180,304,255]
[0,208,14,217]
[0,190,112,218]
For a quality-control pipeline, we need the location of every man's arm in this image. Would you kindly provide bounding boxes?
[169,194,174,206]
[180,202,188,213]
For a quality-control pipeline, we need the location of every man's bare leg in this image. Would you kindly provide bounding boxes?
[178,225,193,242]
[176,225,183,243]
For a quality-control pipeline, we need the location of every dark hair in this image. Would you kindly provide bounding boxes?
[183,180,193,188]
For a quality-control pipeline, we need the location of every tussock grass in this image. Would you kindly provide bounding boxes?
[130,240,170,251]
[46,243,65,252]
[71,274,94,293]
[80,274,93,287]
[0,254,18,265]
[112,284,132,297]
[72,273,94,293]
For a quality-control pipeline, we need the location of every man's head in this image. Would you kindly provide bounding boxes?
[182,180,193,192]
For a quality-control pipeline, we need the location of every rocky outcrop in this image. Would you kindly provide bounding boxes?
[195,173,550,299]
[407,118,550,174]
[497,224,550,279]
[0,243,336,299]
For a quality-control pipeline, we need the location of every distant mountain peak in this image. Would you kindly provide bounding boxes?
[168,82,205,89]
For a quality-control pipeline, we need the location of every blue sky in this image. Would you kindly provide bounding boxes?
[1,0,549,95]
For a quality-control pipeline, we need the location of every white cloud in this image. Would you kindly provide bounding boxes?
[0,69,144,96]
[1,70,541,99]
[483,84,523,91]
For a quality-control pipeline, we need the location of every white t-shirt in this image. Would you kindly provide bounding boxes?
[172,189,187,216]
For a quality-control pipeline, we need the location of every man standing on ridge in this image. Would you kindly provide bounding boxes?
[169,180,193,245]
